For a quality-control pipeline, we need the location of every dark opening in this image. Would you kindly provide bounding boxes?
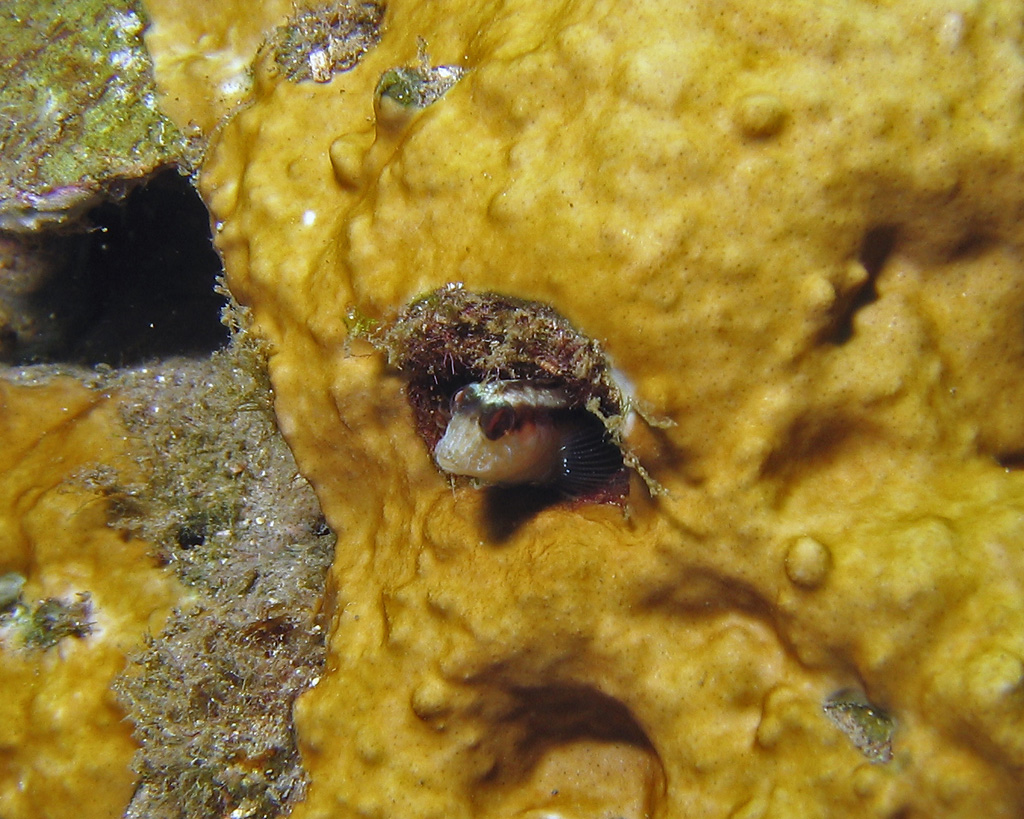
[2,168,229,367]
[823,225,897,345]
[507,685,654,751]
[996,451,1024,470]
[70,169,229,365]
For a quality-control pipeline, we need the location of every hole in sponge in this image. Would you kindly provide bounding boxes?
[374,284,631,504]
[475,684,665,818]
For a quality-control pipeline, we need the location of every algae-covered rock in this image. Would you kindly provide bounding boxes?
[102,342,334,819]
[0,0,186,230]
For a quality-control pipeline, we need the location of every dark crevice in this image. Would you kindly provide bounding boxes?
[859,225,898,279]
[2,168,228,367]
[995,451,1024,470]
[948,231,995,262]
[506,684,654,753]
[70,169,228,366]
[823,225,897,345]
[465,682,666,816]
[638,567,774,621]
[760,413,874,481]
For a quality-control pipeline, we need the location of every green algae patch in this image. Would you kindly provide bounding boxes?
[374,61,465,124]
[0,0,186,230]
[0,592,94,650]
[824,689,896,764]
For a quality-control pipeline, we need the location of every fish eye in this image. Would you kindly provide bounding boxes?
[480,406,516,440]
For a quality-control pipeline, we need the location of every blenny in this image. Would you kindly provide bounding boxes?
[433,380,625,496]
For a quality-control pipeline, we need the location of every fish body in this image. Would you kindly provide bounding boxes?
[433,380,623,495]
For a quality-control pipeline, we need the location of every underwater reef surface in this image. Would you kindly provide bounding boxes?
[195,0,1024,815]
[3,0,1024,817]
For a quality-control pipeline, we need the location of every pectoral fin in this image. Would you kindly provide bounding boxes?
[555,417,625,498]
